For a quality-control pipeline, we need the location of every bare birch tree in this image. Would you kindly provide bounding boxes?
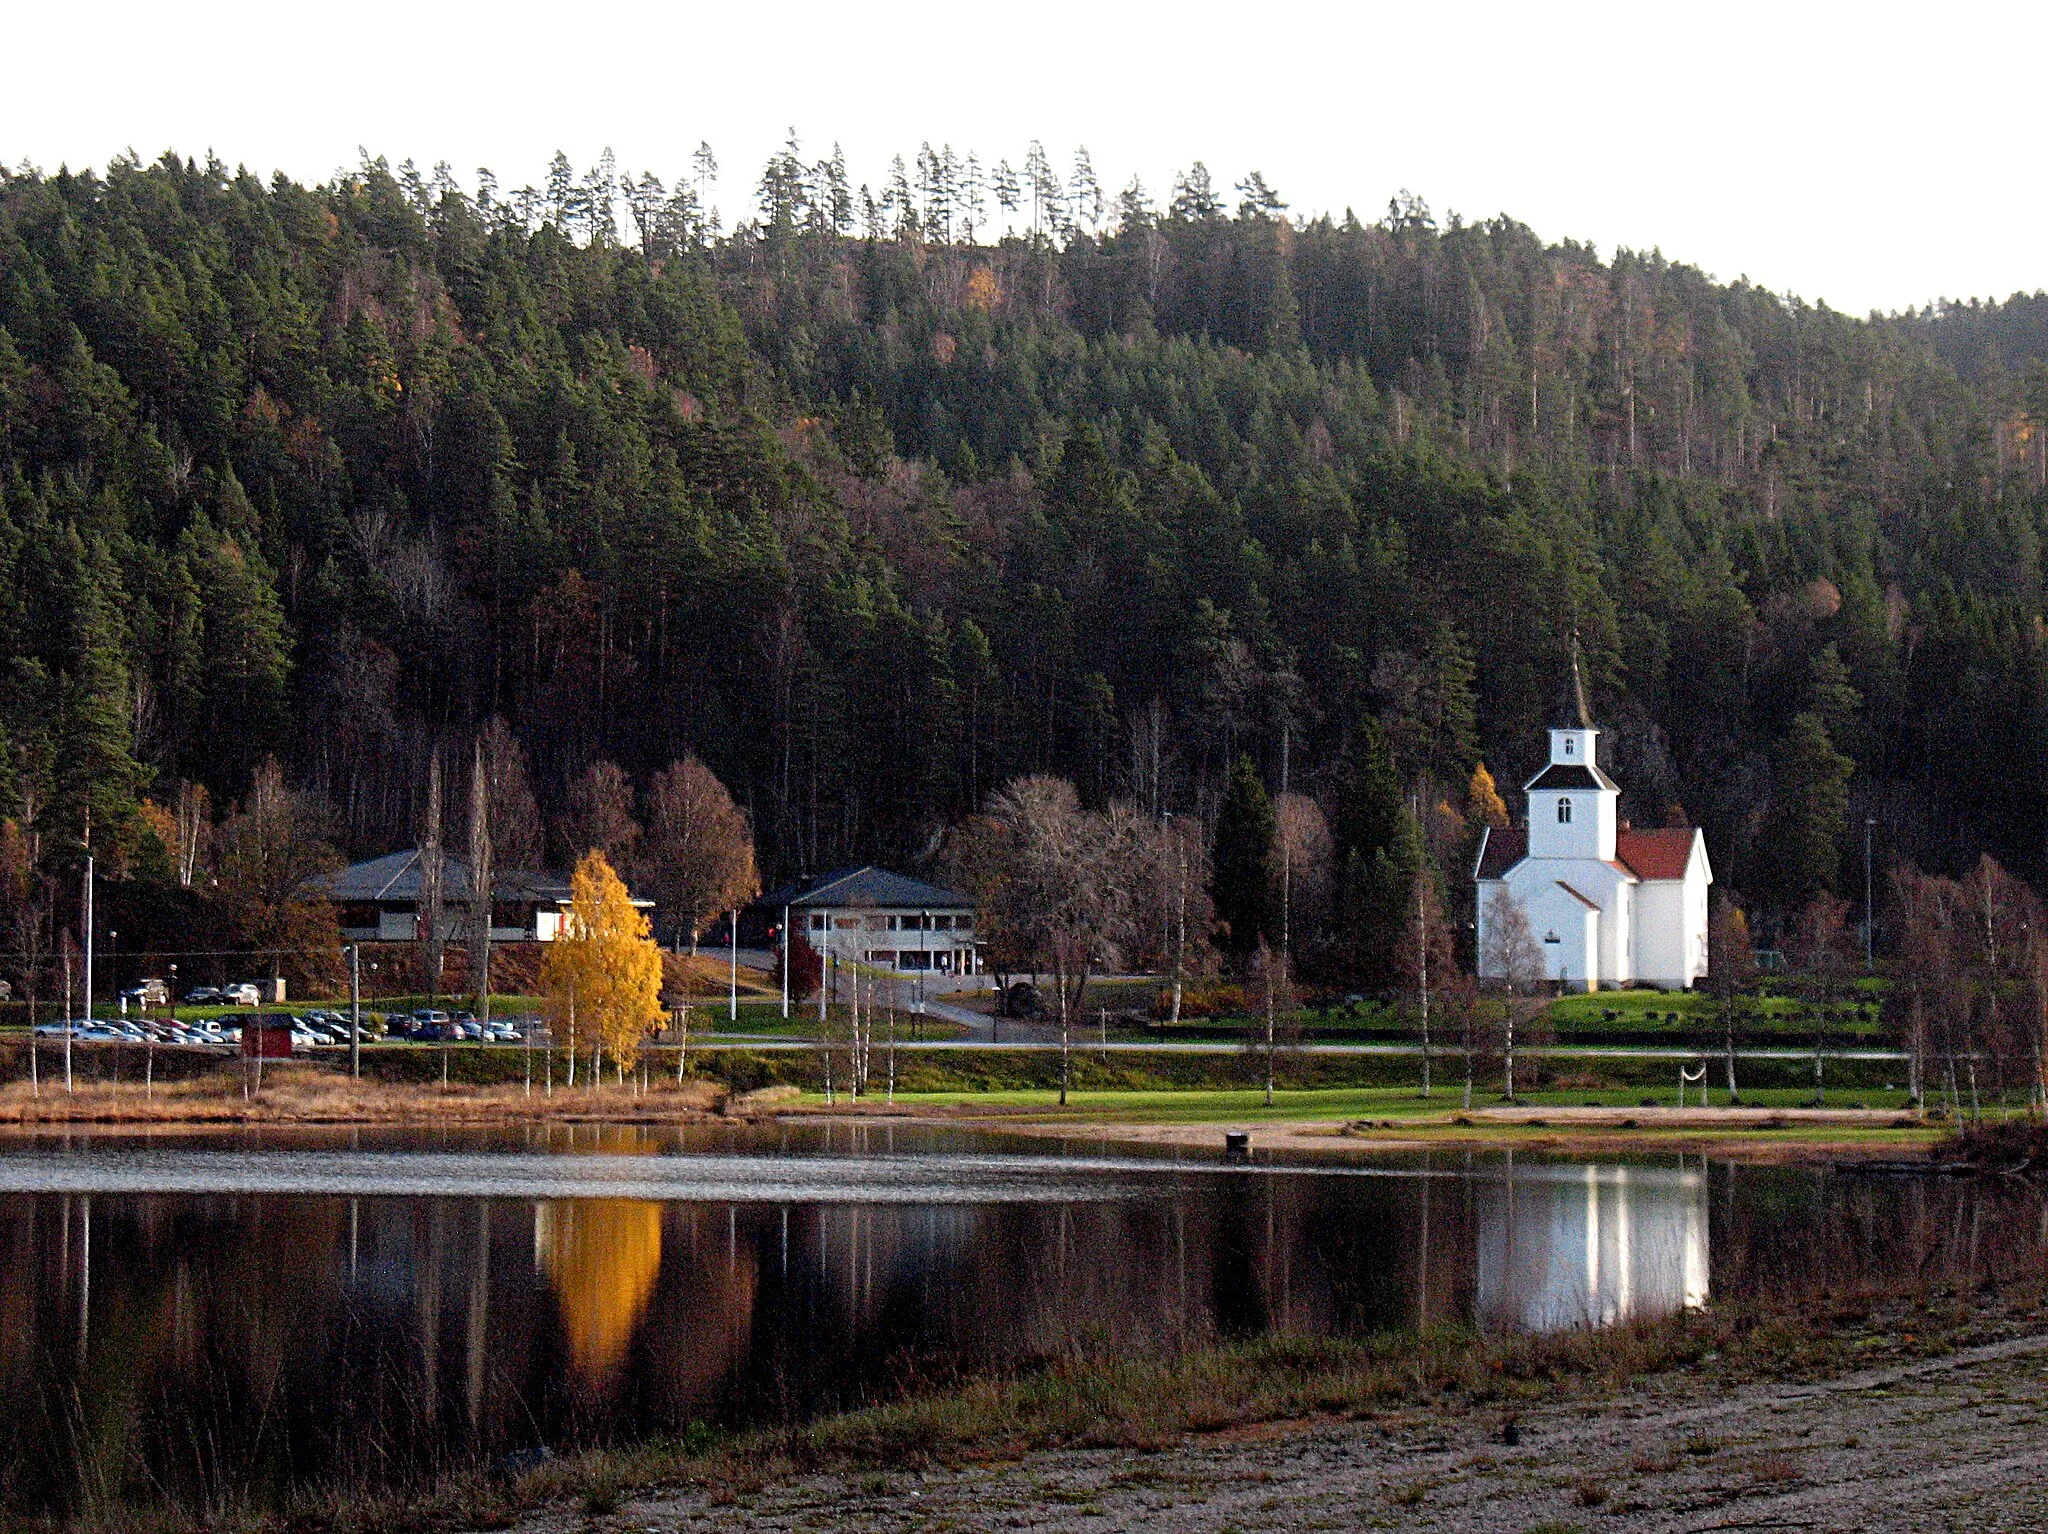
[980,777,1150,1104]
[466,738,494,1020]
[1479,886,1544,1097]
[642,756,759,952]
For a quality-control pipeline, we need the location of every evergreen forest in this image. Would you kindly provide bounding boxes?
[4,141,2047,986]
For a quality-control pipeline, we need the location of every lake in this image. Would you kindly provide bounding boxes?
[0,1122,2036,1518]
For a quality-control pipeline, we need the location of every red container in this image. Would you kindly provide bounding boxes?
[239,1019,295,1059]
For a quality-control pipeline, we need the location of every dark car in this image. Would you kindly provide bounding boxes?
[183,986,222,1005]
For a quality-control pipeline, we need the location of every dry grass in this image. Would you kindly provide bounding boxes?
[0,1066,726,1125]
[46,1267,2048,1534]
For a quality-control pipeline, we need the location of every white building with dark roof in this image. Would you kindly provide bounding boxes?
[761,866,979,974]
[1473,719,1711,993]
[319,849,651,945]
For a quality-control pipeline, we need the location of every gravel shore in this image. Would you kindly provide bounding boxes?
[500,1328,2048,1534]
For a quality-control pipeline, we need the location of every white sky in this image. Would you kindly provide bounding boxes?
[5,0,2041,317]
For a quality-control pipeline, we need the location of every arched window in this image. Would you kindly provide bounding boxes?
[1563,737,1574,756]
[1557,798,1573,824]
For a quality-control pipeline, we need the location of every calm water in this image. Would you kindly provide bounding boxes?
[0,1123,2039,1517]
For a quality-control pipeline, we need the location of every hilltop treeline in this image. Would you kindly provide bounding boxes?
[2,145,2045,978]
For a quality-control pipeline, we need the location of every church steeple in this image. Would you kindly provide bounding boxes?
[1550,628,1595,729]
[1526,633,1620,860]
[1568,629,1593,728]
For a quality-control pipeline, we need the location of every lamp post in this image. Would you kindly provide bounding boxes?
[1863,817,1877,974]
[347,943,362,1078]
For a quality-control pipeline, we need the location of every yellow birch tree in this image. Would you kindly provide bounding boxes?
[540,851,664,1070]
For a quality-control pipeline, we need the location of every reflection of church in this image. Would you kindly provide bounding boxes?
[1476,1161,1709,1330]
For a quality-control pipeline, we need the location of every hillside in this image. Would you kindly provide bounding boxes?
[1,148,2044,961]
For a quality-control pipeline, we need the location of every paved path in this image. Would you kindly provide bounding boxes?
[687,1034,1909,1062]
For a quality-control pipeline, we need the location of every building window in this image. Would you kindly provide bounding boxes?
[1557,798,1573,824]
[1563,737,1574,755]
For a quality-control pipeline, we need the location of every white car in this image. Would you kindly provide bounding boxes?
[220,983,262,1006]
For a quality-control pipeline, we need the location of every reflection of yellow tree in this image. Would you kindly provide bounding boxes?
[540,851,664,1068]
[535,1200,663,1383]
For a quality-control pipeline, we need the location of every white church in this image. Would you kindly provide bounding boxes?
[1473,711,1712,993]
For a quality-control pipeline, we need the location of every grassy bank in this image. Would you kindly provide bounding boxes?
[0,1064,725,1124]
[0,1037,1925,1124]
[59,1246,2045,1534]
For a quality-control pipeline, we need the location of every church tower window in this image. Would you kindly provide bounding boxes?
[1557,798,1573,824]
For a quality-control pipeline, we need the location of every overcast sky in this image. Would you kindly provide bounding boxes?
[5,0,2039,316]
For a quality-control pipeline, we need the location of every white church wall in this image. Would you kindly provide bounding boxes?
[1515,879,1600,992]
[1682,854,1711,983]
[1601,880,1634,988]
[1633,882,1691,989]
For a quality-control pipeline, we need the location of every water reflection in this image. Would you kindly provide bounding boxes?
[1475,1160,1709,1331]
[536,1201,668,1383]
[0,1128,2034,1521]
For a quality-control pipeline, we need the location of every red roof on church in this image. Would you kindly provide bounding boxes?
[1617,826,1698,881]
[1474,824,1698,881]
[1473,826,1525,880]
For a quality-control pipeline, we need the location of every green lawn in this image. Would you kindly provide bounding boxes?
[1546,987,1884,1035]
[843,1082,1925,1123]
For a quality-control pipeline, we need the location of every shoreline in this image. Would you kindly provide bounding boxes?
[0,1073,1946,1159]
[768,1100,1938,1163]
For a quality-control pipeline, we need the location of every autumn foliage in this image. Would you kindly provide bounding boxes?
[539,851,665,1068]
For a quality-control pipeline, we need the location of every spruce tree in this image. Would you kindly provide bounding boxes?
[1771,712,1852,904]
[1332,720,1422,987]
[1211,755,1276,961]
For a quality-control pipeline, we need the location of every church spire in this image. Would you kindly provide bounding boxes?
[1569,628,1593,728]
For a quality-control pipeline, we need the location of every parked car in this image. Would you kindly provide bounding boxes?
[220,983,262,1006]
[121,978,171,1007]
[483,1021,521,1043]
[183,986,222,1005]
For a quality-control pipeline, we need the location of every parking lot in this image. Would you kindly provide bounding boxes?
[27,1007,544,1052]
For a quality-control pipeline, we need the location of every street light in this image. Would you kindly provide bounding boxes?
[1863,817,1877,973]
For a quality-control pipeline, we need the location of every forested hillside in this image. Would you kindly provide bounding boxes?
[2,145,2045,981]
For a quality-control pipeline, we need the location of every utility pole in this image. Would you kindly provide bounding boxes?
[1418,877,1432,1099]
[1164,813,1186,1030]
[82,849,93,1026]
[730,909,739,1022]
[1863,817,1877,973]
[1279,723,1292,963]
[348,942,362,1078]
[781,904,791,1019]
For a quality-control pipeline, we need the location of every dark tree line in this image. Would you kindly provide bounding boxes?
[2,145,2046,990]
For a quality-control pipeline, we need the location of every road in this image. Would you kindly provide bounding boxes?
[686,1028,1908,1062]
